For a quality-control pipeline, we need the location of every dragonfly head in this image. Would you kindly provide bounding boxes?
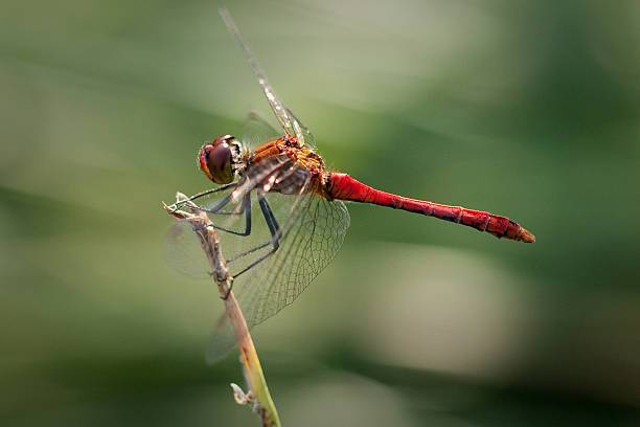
[198,135,244,184]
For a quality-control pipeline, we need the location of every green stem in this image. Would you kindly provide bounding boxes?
[164,194,281,426]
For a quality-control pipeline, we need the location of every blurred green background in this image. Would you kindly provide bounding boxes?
[1,0,639,425]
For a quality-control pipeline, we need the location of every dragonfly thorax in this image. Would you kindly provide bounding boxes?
[198,135,246,184]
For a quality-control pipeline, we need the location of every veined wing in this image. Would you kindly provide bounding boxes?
[206,167,350,360]
[207,180,349,362]
[286,107,315,147]
[207,193,349,363]
[241,111,281,150]
[207,186,350,362]
[219,8,315,148]
[167,156,350,361]
[235,190,349,326]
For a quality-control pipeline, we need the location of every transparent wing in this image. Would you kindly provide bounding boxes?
[235,192,349,327]
[205,191,349,362]
[167,160,349,362]
[206,311,238,364]
[219,8,314,148]
[286,107,316,147]
[241,111,281,150]
[165,219,213,280]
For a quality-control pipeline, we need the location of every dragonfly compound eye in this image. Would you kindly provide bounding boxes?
[199,135,235,184]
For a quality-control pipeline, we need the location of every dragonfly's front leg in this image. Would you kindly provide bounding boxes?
[169,181,238,213]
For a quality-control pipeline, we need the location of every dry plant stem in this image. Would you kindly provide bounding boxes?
[163,192,281,427]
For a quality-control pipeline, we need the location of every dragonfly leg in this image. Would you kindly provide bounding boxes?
[169,181,238,212]
[184,193,232,235]
[220,278,234,300]
[200,193,233,214]
[228,195,281,278]
[206,194,253,237]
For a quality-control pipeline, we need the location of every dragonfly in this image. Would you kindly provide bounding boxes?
[168,9,535,361]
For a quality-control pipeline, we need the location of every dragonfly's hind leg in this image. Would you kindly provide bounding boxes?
[227,195,281,279]
[204,193,253,237]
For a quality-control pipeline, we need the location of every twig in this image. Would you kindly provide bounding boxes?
[163,192,281,427]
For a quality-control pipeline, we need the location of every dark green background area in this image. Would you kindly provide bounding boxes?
[1,1,639,426]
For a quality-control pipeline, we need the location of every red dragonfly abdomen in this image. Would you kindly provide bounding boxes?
[327,173,535,243]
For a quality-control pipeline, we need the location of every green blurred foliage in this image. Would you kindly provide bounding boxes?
[1,1,639,426]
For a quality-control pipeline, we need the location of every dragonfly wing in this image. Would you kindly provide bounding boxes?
[165,219,212,279]
[241,111,281,150]
[231,188,350,329]
[219,9,312,148]
[168,168,350,362]
[286,107,315,147]
[206,313,239,364]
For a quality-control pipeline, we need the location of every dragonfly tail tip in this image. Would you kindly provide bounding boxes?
[520,228,536,243]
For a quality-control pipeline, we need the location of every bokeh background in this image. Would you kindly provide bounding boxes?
[2,0,639,425]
